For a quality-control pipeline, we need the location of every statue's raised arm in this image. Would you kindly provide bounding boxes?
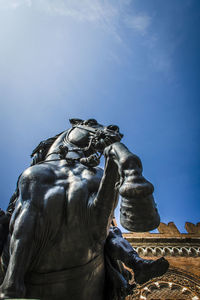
[0,118,169,300]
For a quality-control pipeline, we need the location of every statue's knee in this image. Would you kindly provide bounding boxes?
[108,226,122,239]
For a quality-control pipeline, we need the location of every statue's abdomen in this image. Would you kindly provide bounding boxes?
[25,254,105,300]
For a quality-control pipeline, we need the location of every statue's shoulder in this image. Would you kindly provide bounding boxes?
[20,163,56,185]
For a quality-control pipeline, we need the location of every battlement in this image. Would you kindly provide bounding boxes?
[123,222,200,258]
[158,222,200,235]
[123,221,200,237]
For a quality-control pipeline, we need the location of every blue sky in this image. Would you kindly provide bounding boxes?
[0,0,199,232]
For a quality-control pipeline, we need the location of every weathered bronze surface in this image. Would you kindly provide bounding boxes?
[0,119,169,300]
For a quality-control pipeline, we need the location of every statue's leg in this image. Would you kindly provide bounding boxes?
[0,200,37,299]
[105,227,169,284]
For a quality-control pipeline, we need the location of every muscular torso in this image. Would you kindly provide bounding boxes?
[1,128,139,300]
[10,160,104,273]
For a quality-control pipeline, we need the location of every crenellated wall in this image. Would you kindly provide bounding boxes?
[123,222,200,300]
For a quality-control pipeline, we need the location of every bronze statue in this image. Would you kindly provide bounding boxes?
[0,118,169,300]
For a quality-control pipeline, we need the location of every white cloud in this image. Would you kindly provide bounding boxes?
[34,0,123,41]
[124,14,152,35]
[1,0,173,77]
[38,1,152,36]
[41,0,118,22]
[0,0,31,9]
[0,0,152,37]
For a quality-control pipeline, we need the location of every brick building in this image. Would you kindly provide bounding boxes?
[124,222,200,300]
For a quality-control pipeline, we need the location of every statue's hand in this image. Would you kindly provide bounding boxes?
[80,154,100,167]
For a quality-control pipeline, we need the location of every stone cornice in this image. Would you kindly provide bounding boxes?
[132,245,200,257]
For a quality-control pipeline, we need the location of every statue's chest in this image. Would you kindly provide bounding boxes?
[54,164,102,207]
[48,167,100,239]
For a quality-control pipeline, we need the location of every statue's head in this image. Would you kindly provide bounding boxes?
[31,118,123,167]
[68,118,123,152]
